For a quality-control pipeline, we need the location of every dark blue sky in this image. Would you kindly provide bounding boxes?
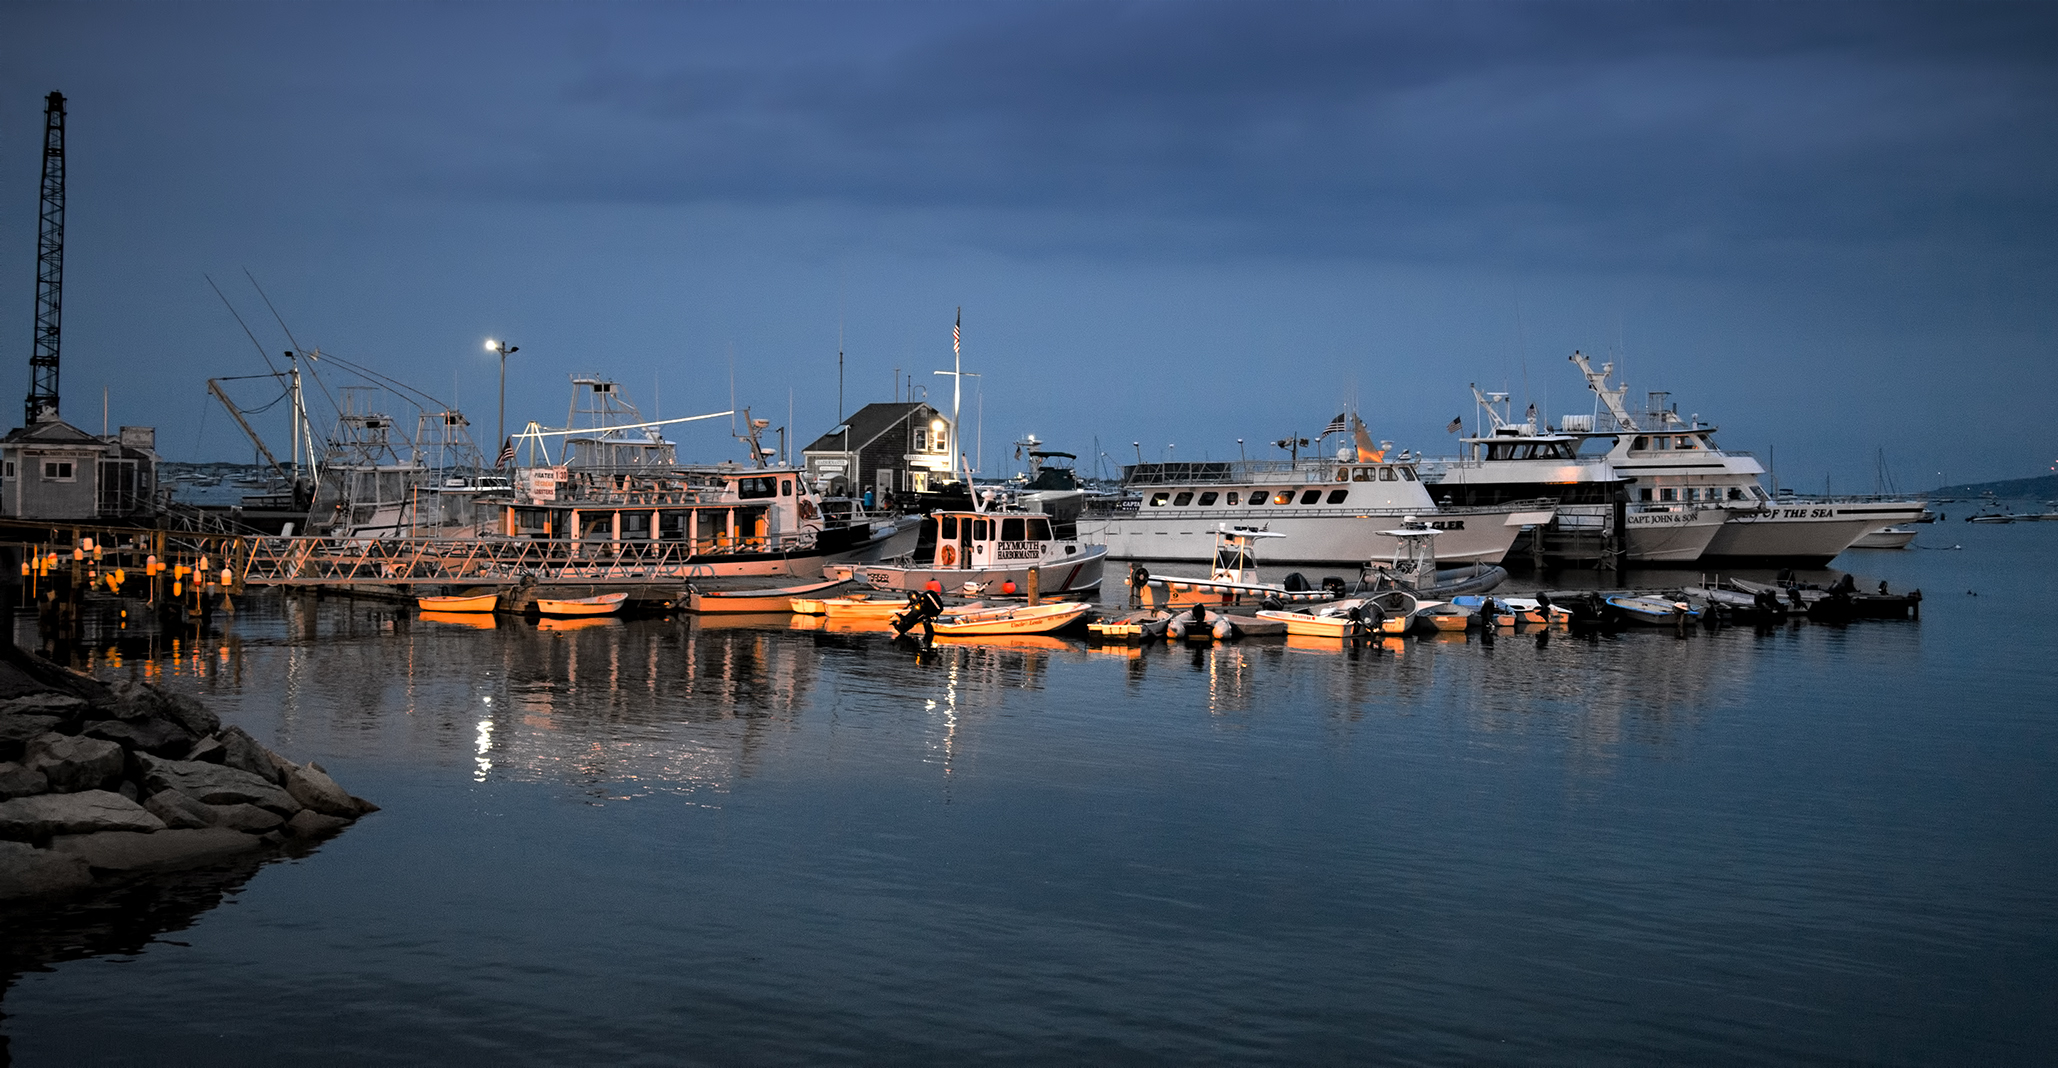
[3,1,2053,489]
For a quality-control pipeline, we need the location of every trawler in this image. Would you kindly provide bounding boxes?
[1416,386,1727,562]
[835,502,1107,596]
[1565,353,1926,563]
[1081,415,1553,566]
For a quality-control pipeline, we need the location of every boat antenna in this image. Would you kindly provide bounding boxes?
[206,275,282,376]
[245,270,306,359]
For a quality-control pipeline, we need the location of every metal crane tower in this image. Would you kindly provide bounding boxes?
[25,91,65,426]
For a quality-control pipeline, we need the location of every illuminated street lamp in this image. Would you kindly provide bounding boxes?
[486,339,518,464]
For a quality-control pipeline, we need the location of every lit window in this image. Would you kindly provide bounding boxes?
[1149,492,1169,506]
[1273,491,1293,505]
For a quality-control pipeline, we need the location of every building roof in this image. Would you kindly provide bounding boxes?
[801,402,938,454]
[2,419,101,445]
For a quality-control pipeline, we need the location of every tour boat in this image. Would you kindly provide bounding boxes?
[533,591,629,617]
[1083,415,1553,567]
[927,601,1095,637]
[417,592,497,613]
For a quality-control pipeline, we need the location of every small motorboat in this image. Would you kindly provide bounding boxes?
[927,601,1095,637]
[1088,611,1172,644]
[1257,592,1427,638]
[821,595,982,621]
[1417,602,1475,632]
[534,591,629,617]
[1849,525,1917,549]
[1605,594,1697,625]
[1453,596,1571,627]
[686,577,850,614]
[1364,522,1508,598]
[418,593,497,613]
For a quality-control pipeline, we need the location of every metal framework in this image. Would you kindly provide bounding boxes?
[27,92,65,426]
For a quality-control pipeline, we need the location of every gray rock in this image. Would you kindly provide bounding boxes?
[284,810,352,838]
[184,735,226,764]
[0,693,87,718]
[136,754,301,816]
[350,796,381,815]
[200,802,284,833]
[284,761,359,818]
[85,714,197,757]
[0,761,47,800]
[49,827,262,873]
[0,713,63,760]
[216,726,284,785]
[118,780,139,802]
[24,732,125,793]
[143,787,215,830]
[0,839,94,900]
[158,692,221,738]
[0,790,167,840]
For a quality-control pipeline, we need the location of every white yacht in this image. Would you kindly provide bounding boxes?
[1082,417,1553,566]
[1566,353,1926,563]
[1417,387,1727,563]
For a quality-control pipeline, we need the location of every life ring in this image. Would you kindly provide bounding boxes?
[940,545,957,567]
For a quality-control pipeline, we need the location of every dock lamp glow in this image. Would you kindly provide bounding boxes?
[487,339,519,462]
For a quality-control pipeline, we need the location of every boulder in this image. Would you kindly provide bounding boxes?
[0,693,88,718]
[0,839,93,900]
[199,802,284,834]
[284,810,352,838]
[0,713,63,760]
[136,754,301,816]
[158,692,221,738]
[284,762,359,818]
[0,790,167,840]
[0,761,47,800]
[24,732,125,793]
[350,796,381,815]
[143,787,215,830]
[184,735,226,764]
[216,726,284,785]
[48,827,262,874]
[85,715,197,757]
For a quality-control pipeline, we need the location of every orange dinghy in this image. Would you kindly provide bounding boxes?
[418,593,497,613]
[534,592,629,617]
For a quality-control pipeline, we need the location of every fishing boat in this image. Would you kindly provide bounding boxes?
[417,592,497,613]
[1564,353,1926,563]
[1083,412,1553,567]
[842,505,1107,597]
[685,577,850,614]
[927,601,1095,637]
[1418,386,1728,563]
[1362,522,1507,598]
[533,591,628,617]
[1132,527,1340,608]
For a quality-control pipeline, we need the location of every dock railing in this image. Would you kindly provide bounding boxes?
[237,531,824,587]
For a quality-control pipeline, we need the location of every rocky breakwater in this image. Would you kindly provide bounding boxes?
[0,645,375,903]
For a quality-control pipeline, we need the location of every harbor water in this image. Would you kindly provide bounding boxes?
[3,523,2053,1064]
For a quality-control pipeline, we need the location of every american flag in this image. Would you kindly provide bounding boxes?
[1322,412,1348,435]
[497,437,516,466]
[1447,417,1463,433]
[953,317,961,356]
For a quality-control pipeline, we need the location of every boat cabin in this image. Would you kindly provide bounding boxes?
[913,509,1084,571]
[495,468,824,552]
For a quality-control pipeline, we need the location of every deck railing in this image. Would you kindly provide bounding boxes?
[236,531,824,587]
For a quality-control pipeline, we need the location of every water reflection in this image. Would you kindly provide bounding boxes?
[15,585,1911,804]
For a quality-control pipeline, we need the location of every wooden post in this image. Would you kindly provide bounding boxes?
[1027,566,1040,605]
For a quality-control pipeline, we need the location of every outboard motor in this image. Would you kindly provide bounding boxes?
[1320,576,1347,597]
[1283,572,1310,592]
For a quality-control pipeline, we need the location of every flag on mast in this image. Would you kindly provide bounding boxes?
[953,314,961,356]
[1447,417,1463,433]
[497,437,516,466]
[1322,412,1348,436]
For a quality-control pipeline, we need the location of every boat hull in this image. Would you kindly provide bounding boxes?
[1849,526,1917,549]
[1701,501,1928,563]
[1087,506,1545,566]
[929,602,1094,637]
[686,577,850,613]
[535,592,628,617]
[848,546,1107,596]
[417,593,497,613]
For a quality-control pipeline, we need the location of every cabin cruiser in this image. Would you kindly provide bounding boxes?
[1082,416,1553,566]
[1564,353,1926,563]
[1417,387,1728,563]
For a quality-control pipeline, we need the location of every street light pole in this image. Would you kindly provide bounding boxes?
[486,339,518,465]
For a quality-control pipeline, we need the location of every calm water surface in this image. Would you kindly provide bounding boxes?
[3,524,2053,1065]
